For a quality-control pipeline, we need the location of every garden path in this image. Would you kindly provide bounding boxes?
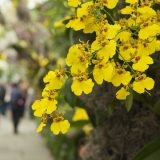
[0,113,53,160]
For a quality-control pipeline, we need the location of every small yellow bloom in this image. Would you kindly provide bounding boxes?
[72,107,89,121]
[32,98,57,117]
[71,78,94,96]
[116,87,130,100]
[66,2,97,33]
[137,40,157,55]
[112,68,132,87]
[105,24,121,39]
[132,55,153,72]
[54,20,64,28]
[51,116,70,135]
[66,18,85,31]
[32,100,45,117]
[93,61,114,84]
[42,88,57,101]
[100,0,118,9]
[39,57,48,67]
[139,24,160,40]
[119,43,135,61]
[71,70,94,96]
[133,74,154,93]
[115,31,131,42]
[44,99,57,114]
[68,0,81,7]
[36,122,46,133]
[77,1,93,17]
[92,40,116,62]
[83,16,98,33]
[43,70,64,89]
[137,6,156,16]
[83,125,93,135]
[121,6,134,14]
[66,44,91,72]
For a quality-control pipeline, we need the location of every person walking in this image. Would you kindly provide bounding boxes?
[10,80,28,134]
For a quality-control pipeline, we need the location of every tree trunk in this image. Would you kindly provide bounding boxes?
[79,82,160,160]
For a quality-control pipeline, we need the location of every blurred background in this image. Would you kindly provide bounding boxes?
[0,0,91,160]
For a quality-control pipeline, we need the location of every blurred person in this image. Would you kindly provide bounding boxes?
[0,82,6,115]
[10,80,28,134]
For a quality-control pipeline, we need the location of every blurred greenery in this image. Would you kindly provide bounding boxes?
[33,0,71,57]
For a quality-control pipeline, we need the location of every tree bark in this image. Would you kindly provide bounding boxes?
[80,83,160,160]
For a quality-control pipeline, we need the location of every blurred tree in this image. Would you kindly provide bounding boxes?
[1,1,160,160]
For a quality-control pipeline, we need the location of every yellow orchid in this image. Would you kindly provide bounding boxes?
[116,87,130,100]
[68,0,81,7]
[71,71,94,96]
[72,107,89,121]
[133,74,154,94]
[132,54,153,72]
[51,116,70,135]
[111,68,132,87]
[93,60,115,84]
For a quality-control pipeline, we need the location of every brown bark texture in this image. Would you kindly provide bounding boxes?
[80,80,160,160]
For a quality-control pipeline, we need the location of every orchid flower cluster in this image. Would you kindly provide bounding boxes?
[32,0,160,135]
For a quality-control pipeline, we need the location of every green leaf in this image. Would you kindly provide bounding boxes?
[125,90,133,112]
[133,137,160,160]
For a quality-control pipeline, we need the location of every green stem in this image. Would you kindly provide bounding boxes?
[103,9,115,24]
[69,29,74,45]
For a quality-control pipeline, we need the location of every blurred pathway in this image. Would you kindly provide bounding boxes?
[0,114,53,160]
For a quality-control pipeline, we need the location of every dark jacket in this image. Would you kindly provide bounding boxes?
[11,87,26,117]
